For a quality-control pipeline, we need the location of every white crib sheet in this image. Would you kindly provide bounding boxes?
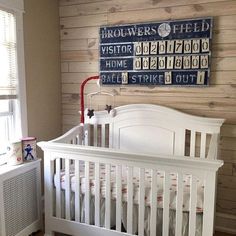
[55,163,204,213]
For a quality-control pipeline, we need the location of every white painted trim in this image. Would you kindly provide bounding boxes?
[15,10,28,137]
[0,0,24,12]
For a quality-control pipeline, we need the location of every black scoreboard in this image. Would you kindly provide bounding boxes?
[99,17,212,86]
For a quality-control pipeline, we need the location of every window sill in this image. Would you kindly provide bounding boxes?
[0,153,7,166]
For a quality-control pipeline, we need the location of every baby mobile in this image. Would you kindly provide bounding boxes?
[80,76,117,124]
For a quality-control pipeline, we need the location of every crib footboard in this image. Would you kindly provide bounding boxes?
[39,141,223,236]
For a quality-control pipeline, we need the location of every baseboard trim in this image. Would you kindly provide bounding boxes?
[215,212,236,234]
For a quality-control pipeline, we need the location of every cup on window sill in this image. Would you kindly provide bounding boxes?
[22,137,37,162]
[6,140,23,166]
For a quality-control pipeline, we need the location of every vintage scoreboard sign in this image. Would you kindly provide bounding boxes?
[99,17,213,86]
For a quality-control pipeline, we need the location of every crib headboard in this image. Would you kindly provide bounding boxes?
[84,104,225,159]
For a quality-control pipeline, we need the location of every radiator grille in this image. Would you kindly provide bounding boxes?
[3,168,38,236]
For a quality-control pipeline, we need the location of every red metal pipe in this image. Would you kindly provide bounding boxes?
[80,75,99,124]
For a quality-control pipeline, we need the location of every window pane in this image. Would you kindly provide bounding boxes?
[0,10,15,42]
[0,115,12,142]
[0,100,10,112]
[0,9,17,95]
[0,8,21,144]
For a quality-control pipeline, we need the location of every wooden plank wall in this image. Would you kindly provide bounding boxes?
[59,0,236,232]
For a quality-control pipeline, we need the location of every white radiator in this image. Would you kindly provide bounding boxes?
[0,160,42,236]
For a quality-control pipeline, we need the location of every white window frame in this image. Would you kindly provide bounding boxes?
[0,0,28,139]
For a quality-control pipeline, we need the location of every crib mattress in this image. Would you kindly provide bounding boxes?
[55,163,204,212]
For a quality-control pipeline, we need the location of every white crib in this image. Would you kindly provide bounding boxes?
[38,104,224,236]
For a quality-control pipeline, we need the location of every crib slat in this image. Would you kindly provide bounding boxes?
[105,164,111,229]
[102,124,106,147]
[175,173,183,236]
[190,130,196,157]
[85,161,90,224]
[84,124,90,146]
[108,124,112,148]
[75,160,80,222]
[95,162,100,227]
[127,167,133,234]
[150,170,157,236]
[94,124,98,147]
[76,135,80,145]
[175,128,186,156]
[78,125,84,145]
[138,168,145,236]
[44,157,55,227]
[189,175,197,236]
[200,132,207,158]
[65,159,71,220]
[116,165,122,232]
[61,158,65,170]
[55,158,61,218]
[163,172,170,236]
[202,172,216,236]
[207,133,218,160]
[72,137,76,144]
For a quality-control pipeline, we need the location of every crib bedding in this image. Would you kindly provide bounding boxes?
[55,163,204,213]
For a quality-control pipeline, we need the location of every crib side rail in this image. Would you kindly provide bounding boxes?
[50,124,85,144]
[39,142,223,171]
[39,142,223,236]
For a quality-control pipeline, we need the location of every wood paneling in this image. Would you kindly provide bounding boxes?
[60,14,107,28]
[58,0,236,229]
[60,39,98,51]
[107,1,236,25]
[59,0,231,17]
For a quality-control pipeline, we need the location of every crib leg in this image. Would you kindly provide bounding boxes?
[44,220,55,236]
[44,157,55,236]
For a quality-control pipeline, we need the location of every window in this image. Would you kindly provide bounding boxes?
[0,1,27,155]
[0,9,18,143]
